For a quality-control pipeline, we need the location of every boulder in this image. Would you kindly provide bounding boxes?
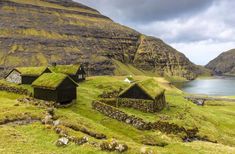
[100,139,128,153]
[53,120,60,126]
[56,137,69,146]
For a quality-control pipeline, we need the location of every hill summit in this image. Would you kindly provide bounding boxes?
[0,0,202,79]
[206,49,235,75]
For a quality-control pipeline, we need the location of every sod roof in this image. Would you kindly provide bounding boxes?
[32,73,77,90]
[16,67,49,76]
[119,78,165,100]
[49,65,81,75]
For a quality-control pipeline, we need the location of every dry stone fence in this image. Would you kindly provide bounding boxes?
[92,100,201,140]
[0,82,31,96]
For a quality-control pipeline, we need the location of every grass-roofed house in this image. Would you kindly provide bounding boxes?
[32,73,78,104]
[5,67,51,84]
[117,79,166,113]
[49,65,86,82]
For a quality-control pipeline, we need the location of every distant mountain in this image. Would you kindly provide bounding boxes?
[206,49,235,75]
[0,0,204,79]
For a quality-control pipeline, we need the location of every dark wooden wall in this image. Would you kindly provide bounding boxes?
[57,87,76,104]
[34,87,76,103]
[22,76,38,84]
[34,88,58,102]
[33,77,77,103]
[56,77,77,103]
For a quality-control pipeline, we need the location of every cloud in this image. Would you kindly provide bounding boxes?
[172,41,235,65]
[76,0,215,23]
[75,0,235,65]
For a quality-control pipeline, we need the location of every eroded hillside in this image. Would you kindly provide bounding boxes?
[206,49,235,75]
[0,0,202,79]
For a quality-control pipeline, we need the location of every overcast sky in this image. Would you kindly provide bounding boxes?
[75,0,235,65]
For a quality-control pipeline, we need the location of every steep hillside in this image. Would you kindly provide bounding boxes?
[0,0,201,79]
[206,49,235,75]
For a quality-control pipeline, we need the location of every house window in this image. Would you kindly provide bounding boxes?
[78,74,83,79]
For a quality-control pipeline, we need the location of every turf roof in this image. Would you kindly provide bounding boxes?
[16,67,49,76]
[32,73,77,90]
[119,78,165,100]
[49,65,81,75]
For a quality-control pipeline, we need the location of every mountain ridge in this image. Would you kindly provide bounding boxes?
[0,0,204,79]
[206,49,235,75]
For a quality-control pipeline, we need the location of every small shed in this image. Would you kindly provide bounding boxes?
[117,79,166,112]
[32,73,78,104]
[49,65,86,82]
[5,67,51,84]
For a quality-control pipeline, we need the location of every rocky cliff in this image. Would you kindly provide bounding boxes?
[206,49,235,75]
[0,0,201,79]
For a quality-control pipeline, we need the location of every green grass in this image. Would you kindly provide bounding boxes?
[49,65,81,75]
[16,66,48,76]
[10,0,99,14]
[113,59,158,77]
[0,76,234,153]
[32,73,70,90]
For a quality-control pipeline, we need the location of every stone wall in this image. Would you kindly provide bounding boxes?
[99,98,117,106]
[5,70,22,84]
[92,100,199,138]
[92,101,152,130]
[101,97,166,113]
[99,89,166,113]
[0,83,31,96]
[117,98,157,113]
[117,93,166,113]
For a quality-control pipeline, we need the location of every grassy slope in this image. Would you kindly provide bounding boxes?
[0,76,234,153]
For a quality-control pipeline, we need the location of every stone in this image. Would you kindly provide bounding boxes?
[53,120,60,126]
[100,139,128,153]
[89,141,100,148]
[47,108,54,116]
[100,139,117,151]
[140,147,153,154]
[74,136,89,145]
[56,137,69,146]
[54,127,62,134]
[42,115,53,125]
[115,143,128,152]
[125,118,132,124]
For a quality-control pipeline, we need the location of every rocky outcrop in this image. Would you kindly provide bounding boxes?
[206,49,235,75]
[0,0,202,79]
[134,36,198,79]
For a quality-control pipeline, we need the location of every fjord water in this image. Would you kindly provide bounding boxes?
[175,76,235,96]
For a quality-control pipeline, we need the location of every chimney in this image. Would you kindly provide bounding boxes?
[52,62,57,67]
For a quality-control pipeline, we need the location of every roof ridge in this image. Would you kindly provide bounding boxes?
[32,72,76,90]
[119,79,165,100]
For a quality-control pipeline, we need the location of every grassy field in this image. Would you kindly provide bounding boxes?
[0,76,234,154]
